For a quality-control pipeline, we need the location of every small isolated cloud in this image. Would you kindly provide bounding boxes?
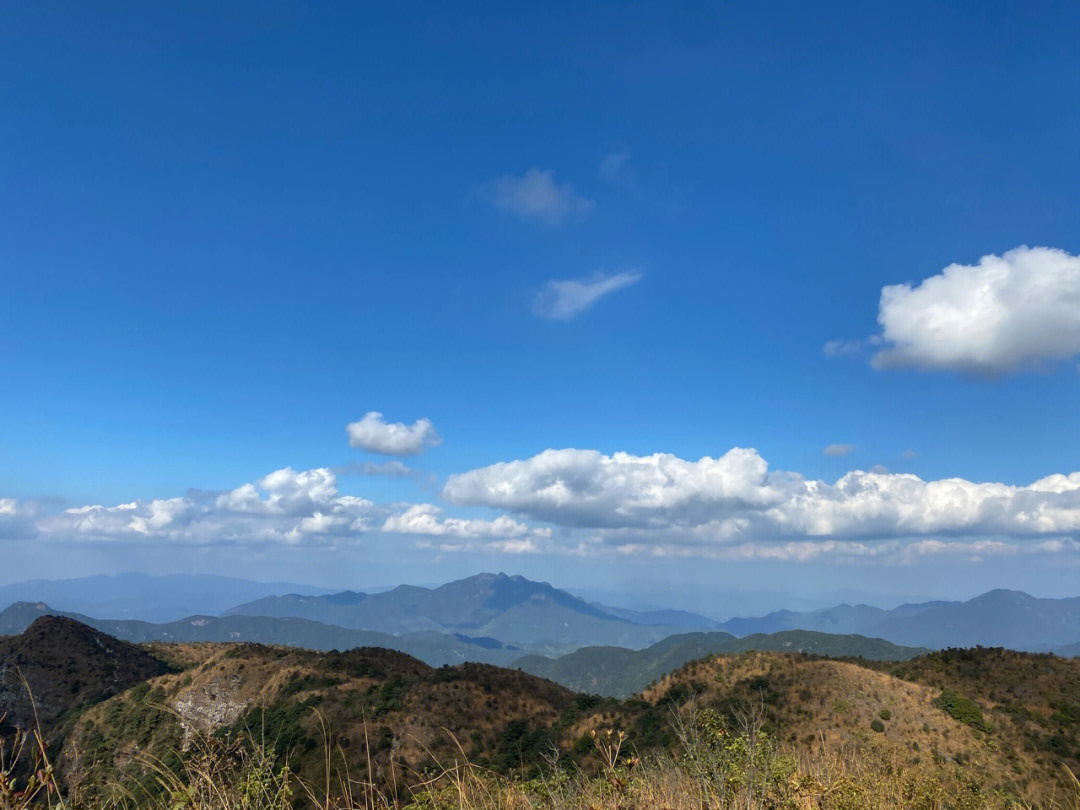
[532,271,642,320]
[901,449,920,460]
[346,412,441,456]
[870,246,1080,374]
[490,168,594,225]
[823,444,853,457]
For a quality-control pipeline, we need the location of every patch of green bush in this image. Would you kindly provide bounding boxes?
[934,689,992,733]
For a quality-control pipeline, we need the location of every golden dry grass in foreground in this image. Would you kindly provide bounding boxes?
[4,702,1080,810]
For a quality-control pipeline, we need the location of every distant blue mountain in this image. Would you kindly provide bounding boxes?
[718,590,1079,651]
[0,573,332,623]
[225,572,682,654]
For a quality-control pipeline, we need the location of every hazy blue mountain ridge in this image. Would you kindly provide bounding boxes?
[0,602,523,667]
[225,572,677,652]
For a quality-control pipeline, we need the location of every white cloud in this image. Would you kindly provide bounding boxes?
[489,168,594,225]
[8,467,542,550]
[870,246,1080,373]
[823,444,853,457]
[0,498,42,540]
[7,447,1080,563]
[382,503,550,547]
[532,271,642,320]
[34,467,378,546]
[346,412,441,456]
[443,448,1080,547]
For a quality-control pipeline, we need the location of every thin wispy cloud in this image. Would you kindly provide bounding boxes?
[823,444,853,457]
[331,460,416,478]
[346,412,442,456]
[532,271,643,320]
[489,168,594,225]
[600,148,634,186]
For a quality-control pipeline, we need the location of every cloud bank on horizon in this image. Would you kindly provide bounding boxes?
[4,435,1079,564]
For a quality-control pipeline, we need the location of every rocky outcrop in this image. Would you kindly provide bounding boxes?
[172,673,249,748]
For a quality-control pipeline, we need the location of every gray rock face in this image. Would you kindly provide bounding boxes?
[172,673,248,748]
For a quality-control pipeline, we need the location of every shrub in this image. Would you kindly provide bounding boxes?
[934,689,992,733]
[879,708,892,721]
[871,719,885,733]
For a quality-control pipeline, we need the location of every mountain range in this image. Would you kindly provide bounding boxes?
[716,589,1080,652]
[0,602,524,667]
[223,572,687,653]
[2,573,1077,661]
[0,573,332,623]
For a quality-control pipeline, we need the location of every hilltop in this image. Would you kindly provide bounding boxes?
[0,615,167,732]
[648,646,1080,804]
[516,629,927,697]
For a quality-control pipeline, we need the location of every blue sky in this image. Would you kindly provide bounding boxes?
[2,0,1079,610]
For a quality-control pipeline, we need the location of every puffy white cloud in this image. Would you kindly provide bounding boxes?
[382,503,549,546]
[346,412,442,456]
[489,168,594,225]
[532,271,643,320]
[0,498,43,540]
[871,246,1080,373]
[443,447,783,529]
[34,467,378,546]
[823,444,853,457]
[444,448,1080,546]
[9,466,543,551]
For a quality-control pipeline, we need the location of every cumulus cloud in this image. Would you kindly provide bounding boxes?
[489,168,594,225]
[870,246,1080,373]
[382,503,550,546]
[33,467,377,545]
[823,444,853,457]
[444,448,1080,547]
[7,447,1080,563]
[0,498,42,540]
[532,271,642,320]
[346,412,441,456]
[10,466,538,550]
